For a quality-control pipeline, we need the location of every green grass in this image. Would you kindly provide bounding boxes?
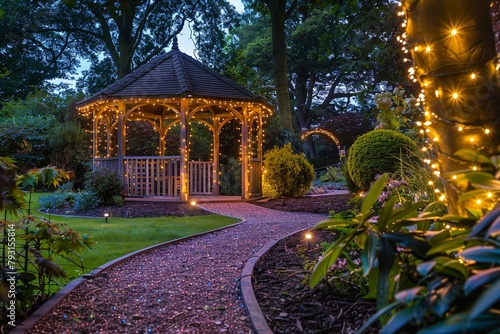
[57,214,239,281]
[7,192,240,287]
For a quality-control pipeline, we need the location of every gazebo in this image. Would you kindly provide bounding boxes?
[76,38,273,202]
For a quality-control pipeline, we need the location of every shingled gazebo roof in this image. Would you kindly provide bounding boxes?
[77,38,271,108]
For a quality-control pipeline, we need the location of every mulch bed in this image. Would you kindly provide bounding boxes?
[46,193,353,218]
[252,229,379,334]
[254,193,352,213]
[46,201,209,217]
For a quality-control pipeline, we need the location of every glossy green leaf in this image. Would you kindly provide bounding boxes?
[426,234,467,256]
[377,197,396,233]
[355,300,402,334]
[486,213,500,239]
[470,278,500,318]
[394,286,424,304]
[439,214,478,225]
[361,174,388,217]
[380,303,418,334]
[433,257,468,280]
[417,260,436,276]
[313,218,358,230]
[386,202,426,232]
[454,149,495,166]
[468,208,500,239]
[383,233,430,258]
[464,172,500,188]
[459,189,492,202]
[309,231,356,288]
[419,312,500,334]
[365,267,379,299]
[460,246,500,264]
[360,230,377,276]
[464,267,500,296]
[377,238,396,309]
[427,229,450,245]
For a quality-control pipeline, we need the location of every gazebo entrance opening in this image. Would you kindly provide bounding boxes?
[93,119,244,198]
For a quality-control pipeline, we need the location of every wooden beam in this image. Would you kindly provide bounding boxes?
[179,98,190,202]
[241,104,249,199]
[117,101,126,177]
[213,117,220,195]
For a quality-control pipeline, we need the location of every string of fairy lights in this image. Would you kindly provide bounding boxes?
[396,1,499,210]
[77,97,272,197]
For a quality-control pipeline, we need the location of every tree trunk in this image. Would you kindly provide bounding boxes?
[403,0,500,214]
[265,0,294,132]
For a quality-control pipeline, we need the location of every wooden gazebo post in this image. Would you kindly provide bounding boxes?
[117,101,126,177]
[241,104,250,199]
[179,98,190,202]
[213,117,220,196]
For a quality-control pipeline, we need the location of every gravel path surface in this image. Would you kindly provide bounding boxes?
[28,202,327,333]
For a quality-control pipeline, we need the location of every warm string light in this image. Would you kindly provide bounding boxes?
[398,1,499,208]
[79,96,270,198]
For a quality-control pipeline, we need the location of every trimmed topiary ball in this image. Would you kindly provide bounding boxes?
[347,129,421,190]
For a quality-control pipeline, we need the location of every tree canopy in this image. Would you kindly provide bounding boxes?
[0,0,239,98]
[231,0,411,157]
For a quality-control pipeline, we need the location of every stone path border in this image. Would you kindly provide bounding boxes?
[240,228,309,334]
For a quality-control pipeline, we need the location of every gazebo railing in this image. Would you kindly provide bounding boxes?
[123,156,181,197]
[94,157,119,171]
[94,157,215,197]
[189,161,214,195]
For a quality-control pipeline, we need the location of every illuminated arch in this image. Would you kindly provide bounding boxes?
[300,128,341,149]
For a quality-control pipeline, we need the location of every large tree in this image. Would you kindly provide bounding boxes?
[0,1,77,102]
[241,0,408,133]
[2,0,238,95]
[260,0,295,131]
[235,1,409,154]
[402,0,500,214]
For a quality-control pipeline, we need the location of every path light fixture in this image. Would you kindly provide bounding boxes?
[305,232,313,250]
[190,201,197,206]
[104,212,109,223]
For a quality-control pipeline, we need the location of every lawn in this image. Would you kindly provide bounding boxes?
[7,192,241,287]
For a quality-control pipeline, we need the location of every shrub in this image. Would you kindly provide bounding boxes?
[38,192,67,210]
[263,144,315,197]
[319,166,345,183]
[73,191,101,211]
[84,168,123,205]
[342,162,360,193]
[58,181,74,192]
[113,194,124,206]
[347,129,420,190]
[262,173,279,198]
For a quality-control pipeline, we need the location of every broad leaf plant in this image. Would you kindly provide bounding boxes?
[311,150,500,333]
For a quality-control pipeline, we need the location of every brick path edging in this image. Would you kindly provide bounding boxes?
[240,228,310,334]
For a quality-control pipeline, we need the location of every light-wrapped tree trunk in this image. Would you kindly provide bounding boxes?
[402,0,500,214]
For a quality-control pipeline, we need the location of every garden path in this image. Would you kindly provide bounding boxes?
[28,202,328,333]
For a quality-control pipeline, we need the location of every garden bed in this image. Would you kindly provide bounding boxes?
[252,229,379,334]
